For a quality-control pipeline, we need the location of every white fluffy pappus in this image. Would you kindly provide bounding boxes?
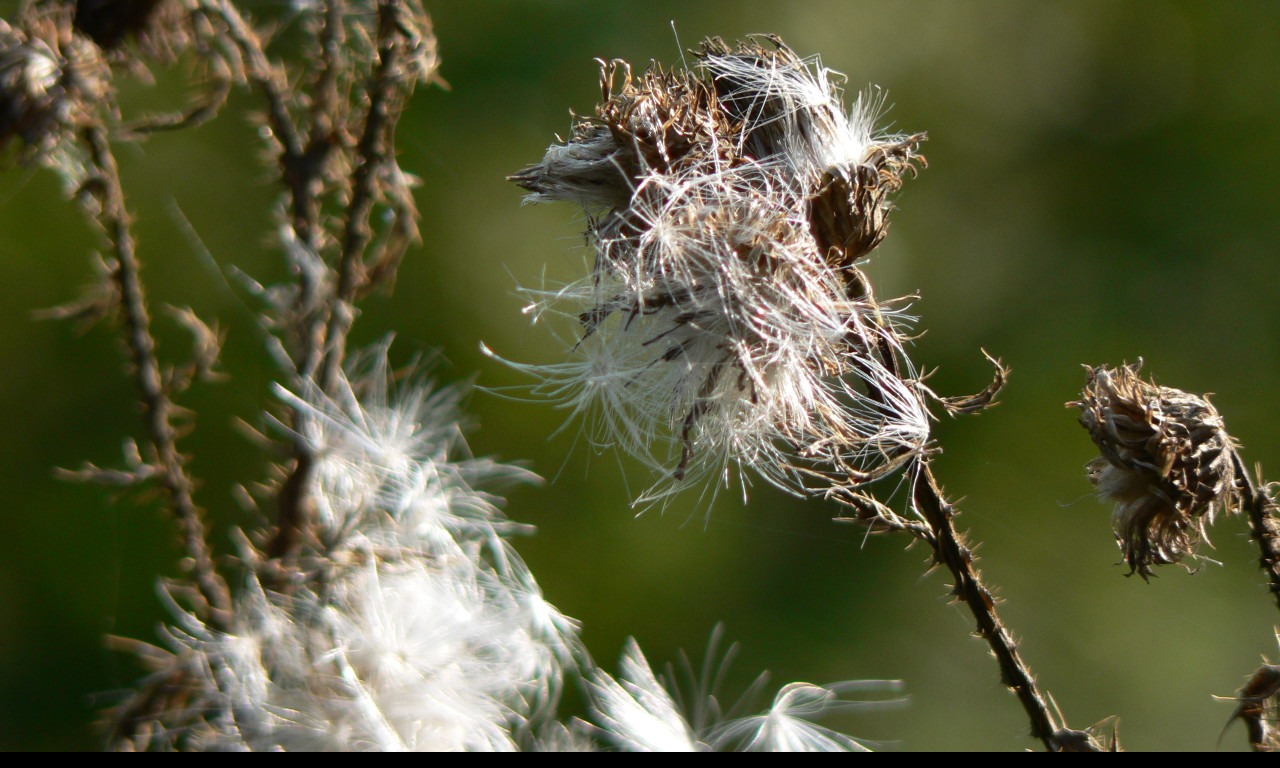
[498,37,931,510]
[699,38,888,186]
[119,344,899,751]
[135,346,578,750]
[583,632,906,752]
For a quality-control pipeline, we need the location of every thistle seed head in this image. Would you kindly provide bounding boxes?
[504,36,931,508]
[0,5,107,177]
[1073,363,1238,578]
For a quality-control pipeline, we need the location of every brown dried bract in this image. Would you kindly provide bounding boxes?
[1227,661,1280,752]
[808,135,925,272]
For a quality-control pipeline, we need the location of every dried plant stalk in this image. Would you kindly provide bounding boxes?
[83,122,233,628]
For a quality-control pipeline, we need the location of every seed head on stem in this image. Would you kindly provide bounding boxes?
[500,36,931,510]
[1072,362,1239,578]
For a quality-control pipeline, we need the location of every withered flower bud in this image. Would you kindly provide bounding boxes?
[0,6,108,164]
[1072,363,1238,578]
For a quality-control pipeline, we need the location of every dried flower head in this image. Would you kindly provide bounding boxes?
[0,4,107,164]
[501,36,931,507]
[1072,363,1239,578]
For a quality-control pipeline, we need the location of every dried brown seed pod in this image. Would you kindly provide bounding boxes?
[1071,362,1238,578]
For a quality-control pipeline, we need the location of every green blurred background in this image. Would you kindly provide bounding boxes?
[2,0,1279,751]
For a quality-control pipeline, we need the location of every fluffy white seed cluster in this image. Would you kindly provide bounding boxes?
[123,344,890,751]
[503,37,930,507]
[143,346,575,750]
[583,637,903,752]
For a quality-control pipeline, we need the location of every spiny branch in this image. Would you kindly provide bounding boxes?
[1233,453,1280,613]
[320,0,415,393]
[84,123,231,630]
[910,464,1104,752]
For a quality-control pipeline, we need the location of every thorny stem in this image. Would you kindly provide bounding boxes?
[1225,451,1280,752]
[84,124,232,630]
[309,0,346,155]
[208,0,323,565]
[203,0,311,241]
[1232,452,1280,613]
[856,329,1084,749]
[204,0,344,379]
[265,448,312,563]
[207,0,342,563]
[201,0,321,566]
[289,0,345,387]
[203,0,329,371]
[219,0,422,563]
[320,0,405,394]
[910,463,1102,752]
